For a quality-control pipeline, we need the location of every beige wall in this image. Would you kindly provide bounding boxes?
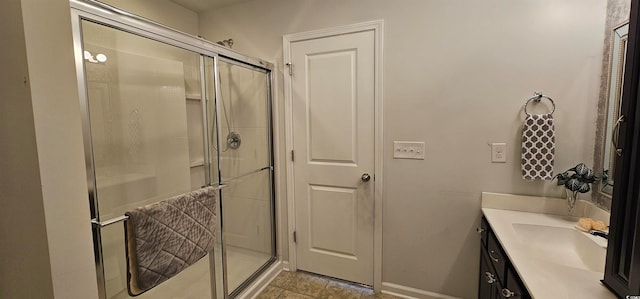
[0,0,55,297]
[0,0,202,298]
[0,0,99,298]
[0,0,608,297]
[199,0,606,297]
[98,0,200,35]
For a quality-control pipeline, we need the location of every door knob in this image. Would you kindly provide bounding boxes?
[361,173,371,182]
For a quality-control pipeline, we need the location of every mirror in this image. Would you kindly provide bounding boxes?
[600,22,629,196]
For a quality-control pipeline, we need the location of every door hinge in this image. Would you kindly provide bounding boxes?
[285,62,293,76]
[291,150,295,162]
[293,231,297,243]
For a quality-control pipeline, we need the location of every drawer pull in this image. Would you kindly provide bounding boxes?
[484,271,496,284]
[476,227,485,234]
[501,288,517,298]
[489,250,500,263]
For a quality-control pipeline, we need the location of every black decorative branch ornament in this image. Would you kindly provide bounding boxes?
[554,163,598,213]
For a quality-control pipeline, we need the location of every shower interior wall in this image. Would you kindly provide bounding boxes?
[95,0,275,263]
[82,20,214,299]
[96,0,274,255]
[215,60,275,292]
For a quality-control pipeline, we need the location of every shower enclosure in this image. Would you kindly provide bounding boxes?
[71,1,276,298]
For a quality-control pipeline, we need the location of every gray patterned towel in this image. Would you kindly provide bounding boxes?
[522,114,555,180]
[124,186,217,296]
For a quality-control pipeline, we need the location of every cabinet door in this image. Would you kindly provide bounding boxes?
[499,268,530,299]
[479,249,497,299]
[480,217,489,247]
[487,231,507,285]
[604,0,640,296]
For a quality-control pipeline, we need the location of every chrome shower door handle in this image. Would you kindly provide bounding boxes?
[361,173,371,182]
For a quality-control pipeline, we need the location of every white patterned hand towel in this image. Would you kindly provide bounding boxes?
[521,114,555,180]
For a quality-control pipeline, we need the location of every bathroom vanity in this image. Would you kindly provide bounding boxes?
[479,193,615,299]
[478,216,529,299]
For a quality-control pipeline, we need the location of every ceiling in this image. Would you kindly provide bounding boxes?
[169,0,252,12]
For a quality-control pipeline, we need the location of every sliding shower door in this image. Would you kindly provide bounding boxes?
[80,20,216,299]
[75,7,276,299]
[214,59,276,295]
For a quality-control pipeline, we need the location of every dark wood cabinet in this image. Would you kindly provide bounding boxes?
[487,232,507,286]
[479,246,500,299]
[504,268,527,299]
[604,0,640,297]
[478,217,531,299]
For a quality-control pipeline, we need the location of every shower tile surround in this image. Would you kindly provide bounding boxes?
[256,271,402,299]
[81,21,215,298]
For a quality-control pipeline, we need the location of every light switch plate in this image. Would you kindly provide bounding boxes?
[393,141,425,159]
[491,143,507,163]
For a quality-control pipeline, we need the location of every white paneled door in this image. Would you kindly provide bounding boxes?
[290,29,375,285]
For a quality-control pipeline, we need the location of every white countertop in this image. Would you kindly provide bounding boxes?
[481,192,616,299]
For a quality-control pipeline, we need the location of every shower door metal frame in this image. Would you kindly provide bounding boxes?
[69,1,277,298]
[216,57,278,298]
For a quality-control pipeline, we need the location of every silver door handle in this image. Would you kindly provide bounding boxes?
[484,272,496,284]
[501,288,517,298]
[489,250,500,263]
[361,173,371,182]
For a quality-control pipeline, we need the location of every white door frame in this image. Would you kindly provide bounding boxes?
[282,19,384,291]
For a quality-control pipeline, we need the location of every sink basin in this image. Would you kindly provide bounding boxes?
[511,223,606,272]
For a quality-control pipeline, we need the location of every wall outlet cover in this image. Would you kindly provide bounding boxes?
[491,143,507,163]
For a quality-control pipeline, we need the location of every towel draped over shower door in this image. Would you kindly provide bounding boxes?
[124,186,217,296]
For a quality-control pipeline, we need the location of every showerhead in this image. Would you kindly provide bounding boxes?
[216,39,234,49]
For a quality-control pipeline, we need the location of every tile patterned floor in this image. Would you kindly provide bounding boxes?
[256,271,403,299]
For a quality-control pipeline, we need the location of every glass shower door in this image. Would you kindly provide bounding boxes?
[81,20,216,299]
[214,59,276,296]
[77,11,276,299]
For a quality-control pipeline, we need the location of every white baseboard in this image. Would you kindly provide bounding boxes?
[381,282,461,299]
[236,260,284,299]
[281,260,290,271]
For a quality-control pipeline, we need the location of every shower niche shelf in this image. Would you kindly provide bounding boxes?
[190,159,205,168]
[186,94,202,101]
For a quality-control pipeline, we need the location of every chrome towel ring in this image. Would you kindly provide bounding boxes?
[524,92,556,116]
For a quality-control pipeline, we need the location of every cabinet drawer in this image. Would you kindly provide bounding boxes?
[487,231,507,285]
